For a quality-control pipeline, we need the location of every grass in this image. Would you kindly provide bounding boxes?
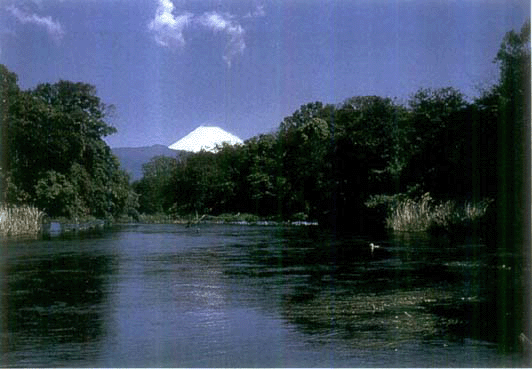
[0,204,46,236]
[204,213,261,223]
[136,212,176,224]
[126,211,310,225]
[367,193,493,232]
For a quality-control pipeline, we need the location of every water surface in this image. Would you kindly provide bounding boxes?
[0,224,529,367]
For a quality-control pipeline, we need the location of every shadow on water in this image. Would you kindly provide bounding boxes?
[391,232,529,355]
[0,235,116,366]
[224,226,530,362]
[0,224,529,366]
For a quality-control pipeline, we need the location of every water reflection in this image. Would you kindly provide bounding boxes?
[0,238,115,365]
[223,227,529,357]
[0,225,528,367]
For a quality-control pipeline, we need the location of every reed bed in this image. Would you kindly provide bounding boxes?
[0,205,46,236]
[377,193,492,232]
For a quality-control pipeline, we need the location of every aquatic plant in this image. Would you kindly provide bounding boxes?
[0,205,46,236]
[367,193,493,232]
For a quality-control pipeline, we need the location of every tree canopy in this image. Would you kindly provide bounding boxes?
[1,21,528,230]
[130,21,529,232]
[0,68,136,219]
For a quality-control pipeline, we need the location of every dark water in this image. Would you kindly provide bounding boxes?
[0,224,529,367]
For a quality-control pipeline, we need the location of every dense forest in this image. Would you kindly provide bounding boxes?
[0,22,529,239]
[0,67,138,220]
[133,22,529,233]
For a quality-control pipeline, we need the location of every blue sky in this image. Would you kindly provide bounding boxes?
[0,0,529,148]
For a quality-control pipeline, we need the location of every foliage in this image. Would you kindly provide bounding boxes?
[241,133,283,216]
[402,87,472,198]
[133,156,177,214]
[8,21,516,234]
[172,150,235,215]
[0,66,136,219]
[279,112,331,219]
[34,170,81,218]
[133,14,527,231]
[491,21,531,249]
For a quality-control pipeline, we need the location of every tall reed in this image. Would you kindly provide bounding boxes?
[375,193,493,232]
[0,205,46,236]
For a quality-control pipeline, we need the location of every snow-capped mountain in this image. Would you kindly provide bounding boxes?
[168,126,243,153]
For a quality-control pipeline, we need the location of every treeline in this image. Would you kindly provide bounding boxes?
[0,22,528,233]
[134,22,529,231]
[0,66,138,220]
[135,90,491,229]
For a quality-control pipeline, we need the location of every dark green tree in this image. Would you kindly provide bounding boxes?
[244,133,284,216]
[402,87,471,198]
[326,96,405,229]
[279,114,331,220]
[487,21,530,351]
[0,65,28,203]
[172,150,234,215]
[134,156,177,214]
[0,66,136,219]
[492,21,530,242]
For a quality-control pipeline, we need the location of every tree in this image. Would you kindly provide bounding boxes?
[324,96,406,229]
[0,65,26,203]
[34,170,81,217]
[0,65,20,173]
[402,87,471,198]
[134,156,177,214]
[492,21,530,236]
[172,151,232,215]
[279,114,331,219]
[461,22,531,352]
[0,65,135,219]
[238,133,283,217]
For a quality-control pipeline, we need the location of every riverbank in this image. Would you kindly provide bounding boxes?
[42,218,109,237]
[0,199,491,239]
[118,212,318,226]
[0,205,112,238]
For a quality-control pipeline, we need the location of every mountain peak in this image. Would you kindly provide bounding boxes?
[168,126,243,153]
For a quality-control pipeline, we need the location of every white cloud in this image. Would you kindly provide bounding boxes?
[8,6,64,42]
[244,5,266,19]
[148,0,192,48]
[198,11,245,67]
[148,0,250,67]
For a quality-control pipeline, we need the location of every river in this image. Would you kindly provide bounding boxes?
[0,224,529,367]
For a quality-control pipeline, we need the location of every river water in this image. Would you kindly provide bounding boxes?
[0,224,529,367]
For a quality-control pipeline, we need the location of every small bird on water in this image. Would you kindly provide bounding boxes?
[369,243,381,255]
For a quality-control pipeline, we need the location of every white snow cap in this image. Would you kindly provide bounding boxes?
[168,125,243,152]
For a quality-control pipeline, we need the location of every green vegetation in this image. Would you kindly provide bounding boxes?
[368,193,493,232]
[204,213,261,223]
[0,22,528,237]
[0,66,138,226]
[129,22,528,234]
[137,212,175,224]
[0,205,45,236]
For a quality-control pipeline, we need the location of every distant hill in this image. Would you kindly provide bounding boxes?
[112,144,181,181]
